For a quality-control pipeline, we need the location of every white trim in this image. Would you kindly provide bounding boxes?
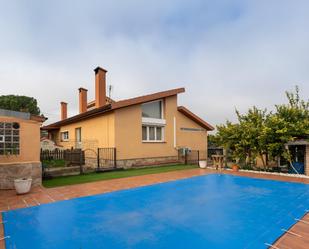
[142,117,166,126]
[0,135,4,143]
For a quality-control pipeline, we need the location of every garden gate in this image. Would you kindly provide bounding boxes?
[97,147,117,171]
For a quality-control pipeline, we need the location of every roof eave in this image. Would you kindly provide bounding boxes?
[42,104,112,129]
[177,106,214,131]
[112,87,185,110]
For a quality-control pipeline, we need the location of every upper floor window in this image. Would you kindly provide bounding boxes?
[142,100,163,119]
[0,122,20,155]
[61,131,69,141]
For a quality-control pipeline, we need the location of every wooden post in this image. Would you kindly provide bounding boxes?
[197,150,200,165]
[97,148,100,169]
[185,149,188,165]
[79,150,84,175]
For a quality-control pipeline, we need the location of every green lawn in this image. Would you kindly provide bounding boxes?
[42,159,66,168]
[43,164,198,188]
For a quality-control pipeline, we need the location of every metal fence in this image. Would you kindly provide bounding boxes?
[97,147,117,170]
[178,149,207,165]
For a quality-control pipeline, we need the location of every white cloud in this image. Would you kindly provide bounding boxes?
[0,0,308,127]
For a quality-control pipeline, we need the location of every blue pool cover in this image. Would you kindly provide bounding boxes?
[3,174,309,249]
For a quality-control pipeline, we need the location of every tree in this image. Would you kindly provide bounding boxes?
[216,121,244,162]
[0,95,40,115]
[263,86,309,161]
[236,107,268,167]
[216,107,268,167]
[208,134,220,148]
[214,86,309,168]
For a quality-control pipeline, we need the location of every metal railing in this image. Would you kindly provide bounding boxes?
[97,147,117,170]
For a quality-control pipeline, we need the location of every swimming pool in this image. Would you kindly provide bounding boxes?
[3,174,309,249]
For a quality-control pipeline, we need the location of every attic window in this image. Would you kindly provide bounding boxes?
[142,100,163,119]
[0,122,20,155]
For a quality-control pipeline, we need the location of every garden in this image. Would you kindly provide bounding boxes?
[210,86,309,172]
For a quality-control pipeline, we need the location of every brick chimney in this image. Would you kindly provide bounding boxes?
[78,87,88,113]
[94,66,107,108]
[60,102,67,120]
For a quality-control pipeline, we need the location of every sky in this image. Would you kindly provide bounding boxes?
[0,0,308,128]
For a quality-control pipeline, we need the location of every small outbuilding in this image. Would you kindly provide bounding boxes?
[0,109,46,189]
[285,138,309,175]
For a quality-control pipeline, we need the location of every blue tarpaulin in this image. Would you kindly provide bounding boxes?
[3,174,309,249]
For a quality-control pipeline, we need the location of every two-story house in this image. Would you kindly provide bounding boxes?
[42,67,214,168]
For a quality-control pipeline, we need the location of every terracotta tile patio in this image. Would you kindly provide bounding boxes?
[1,168,309,249]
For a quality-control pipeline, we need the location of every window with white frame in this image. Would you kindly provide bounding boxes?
[61,131,69,141]
[142,125,164,142]
[141,100,166,142]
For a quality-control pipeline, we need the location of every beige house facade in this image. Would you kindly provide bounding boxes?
[0,109,46,189]
[43,67,214,168]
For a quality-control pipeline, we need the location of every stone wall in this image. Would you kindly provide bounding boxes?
[0,162,42,189]
[116,156,180,169]
[85,156,181,170]
[85,157,97,168]
[44,166,94,178]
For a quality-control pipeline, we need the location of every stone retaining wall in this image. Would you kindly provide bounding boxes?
[85,156,181,170]
[44,166,94,177]
[116,156,180,169]
[0,162,42,189]
[85,157,97,168]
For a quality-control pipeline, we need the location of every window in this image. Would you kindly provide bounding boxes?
[0,122,20,155]
[75,128,82,149]
[156,127,162,140]
[142,100,163,119]
[61,131,69,141]
[75,128,81,142]
[142,126,147,140]
[142,100,165,142]
[142,125,164,142]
